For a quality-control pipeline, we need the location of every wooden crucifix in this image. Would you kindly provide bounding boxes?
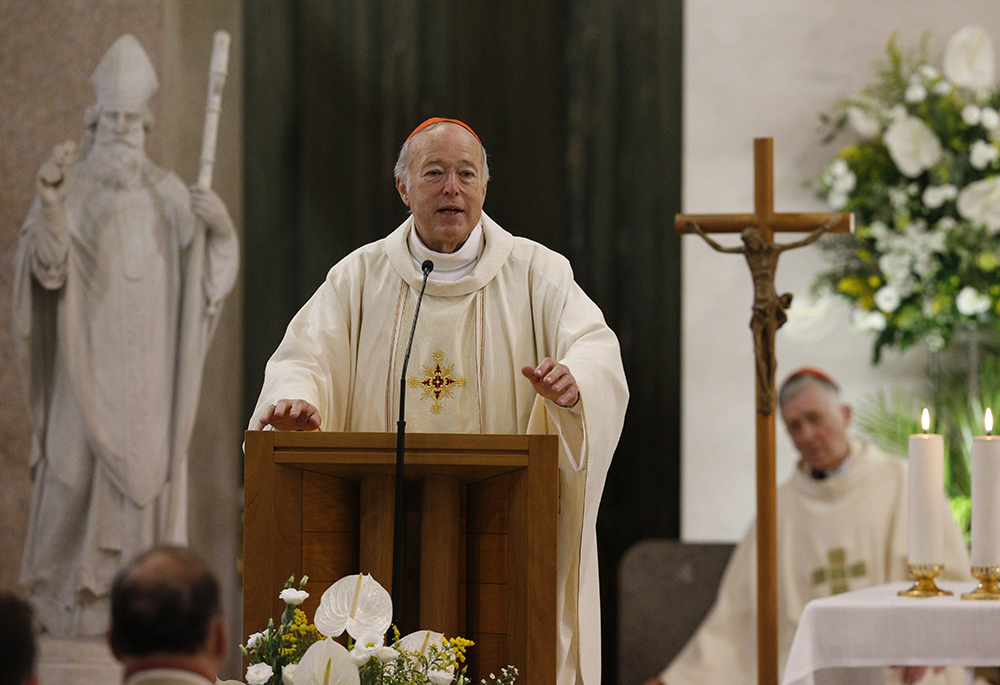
[675,138,852,685]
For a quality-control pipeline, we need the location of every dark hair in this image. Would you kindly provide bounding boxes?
[0,593,37,684]
[110,546,220,657]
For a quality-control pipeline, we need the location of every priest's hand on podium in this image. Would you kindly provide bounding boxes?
[256,399,322,431]
[521,357,579,408]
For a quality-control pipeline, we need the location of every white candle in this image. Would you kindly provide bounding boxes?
[908,409,945,565]
[971,409,1000,567]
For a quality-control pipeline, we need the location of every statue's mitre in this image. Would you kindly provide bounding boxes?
[91,34,158,110]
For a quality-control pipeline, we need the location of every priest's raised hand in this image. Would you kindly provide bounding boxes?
[521,357,580,408]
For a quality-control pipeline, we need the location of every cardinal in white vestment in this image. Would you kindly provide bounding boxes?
[248,117,629,685]
[646,369,971,685]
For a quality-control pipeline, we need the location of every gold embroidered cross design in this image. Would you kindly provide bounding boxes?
[811,547,866,595]
[407,349,468,414]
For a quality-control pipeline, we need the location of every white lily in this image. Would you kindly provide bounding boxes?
[883,115,943,177]
[958,176,1000,232]
[313,573,392,640]
[943,25,995,90]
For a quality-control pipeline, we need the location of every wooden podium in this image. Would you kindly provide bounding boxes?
[243,431,559,682]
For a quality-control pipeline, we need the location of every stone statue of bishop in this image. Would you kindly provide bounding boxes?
[13,34,239,637]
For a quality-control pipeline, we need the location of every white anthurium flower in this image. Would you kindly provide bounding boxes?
[847,104,881,138]
[875,285,903,313]
[970,139,999,170]
[983,107,1000,130]
[956,286,992,316]
[396,630,449,672]
[246,663,274,685]
[314,574,392,640]
[905,83,927,103]
[884,116,943,177]
[958,176,1000,232]
[943,25,996,90]
[281,663,297,685]
[963,104,983,126]
[293,639,360,685]
[279,588,310,606]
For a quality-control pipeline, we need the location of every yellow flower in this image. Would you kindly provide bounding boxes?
[867,275,882,288]
[837,276,868,297]
[977,251,1000,271]
[858,249,874,263]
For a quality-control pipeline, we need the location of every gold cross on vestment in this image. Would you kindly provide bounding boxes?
[675,138,853,685]
[812,547,867,595]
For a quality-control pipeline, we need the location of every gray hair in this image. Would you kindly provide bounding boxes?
[394,120,490,190]
[777,370,841,408]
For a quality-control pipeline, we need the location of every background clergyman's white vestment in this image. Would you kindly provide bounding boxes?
[662,442,971,685]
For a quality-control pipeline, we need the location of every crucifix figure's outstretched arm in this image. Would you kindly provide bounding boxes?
[686,220,746,254]
[774,216,840,251]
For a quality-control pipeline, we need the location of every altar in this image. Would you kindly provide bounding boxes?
[782,582,1000,685]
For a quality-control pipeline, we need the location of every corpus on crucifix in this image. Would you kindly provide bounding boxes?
[675,138,852,685]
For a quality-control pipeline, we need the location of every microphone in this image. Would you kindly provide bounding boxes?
[392,259,434,626]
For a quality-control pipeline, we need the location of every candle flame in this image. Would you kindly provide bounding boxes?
[988,408,994,435]
[921,408,930,433]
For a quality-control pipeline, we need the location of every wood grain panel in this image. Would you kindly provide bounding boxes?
[302,471,359,532]
[466,474,509,534]
[302,531,359,581]
[466,533,507,585]
[466,582,507,635]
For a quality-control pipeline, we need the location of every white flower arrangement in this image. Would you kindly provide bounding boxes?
[813,25,1000,360]
[239,572,517,685]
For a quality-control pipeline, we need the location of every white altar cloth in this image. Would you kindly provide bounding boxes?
[782,582,1000,685]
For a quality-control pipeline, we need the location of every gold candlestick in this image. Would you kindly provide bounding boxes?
[962,566,1000,600]
[898,564,952,597]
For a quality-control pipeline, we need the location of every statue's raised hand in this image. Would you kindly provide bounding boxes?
[37,140,77,208]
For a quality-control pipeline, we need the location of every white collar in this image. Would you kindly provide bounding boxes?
[408,221,484,281]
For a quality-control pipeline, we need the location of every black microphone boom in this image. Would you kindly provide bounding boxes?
[391,259,434,628]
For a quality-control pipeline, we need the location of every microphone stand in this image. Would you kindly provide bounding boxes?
[391,259,434,631]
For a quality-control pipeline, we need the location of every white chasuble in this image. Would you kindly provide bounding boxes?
[251,213,629,685]
[392,290,482,433]
[660,442,971,685]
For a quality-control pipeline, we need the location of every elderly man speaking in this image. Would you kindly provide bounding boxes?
[249,117,628,684]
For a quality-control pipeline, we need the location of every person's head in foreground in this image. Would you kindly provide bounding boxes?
[778,367,852,474]
[109,545,226,682]
[395,117,489,254]
[0,592,38,685]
